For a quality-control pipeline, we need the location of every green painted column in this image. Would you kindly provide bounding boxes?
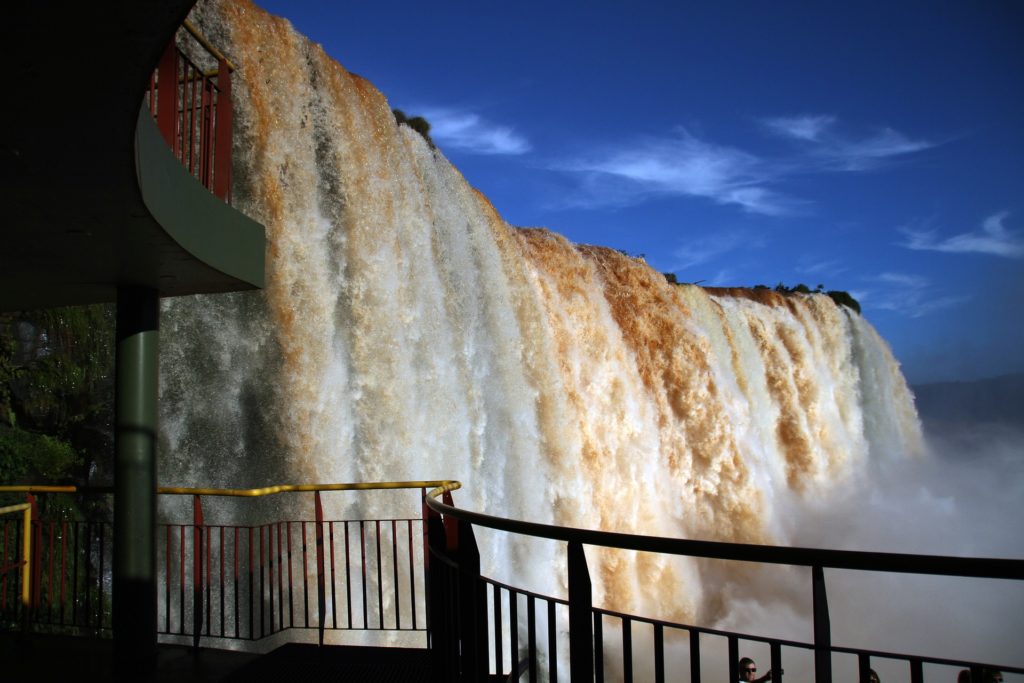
[113,286,159,677]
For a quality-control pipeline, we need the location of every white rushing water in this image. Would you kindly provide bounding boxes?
[152,0,1024,674]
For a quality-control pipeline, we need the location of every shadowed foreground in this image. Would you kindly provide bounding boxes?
[0,632,436,682]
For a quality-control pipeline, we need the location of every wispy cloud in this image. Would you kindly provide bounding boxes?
[899,212,1024,258]
[670,230,765,271]
[864,272,969,318]
[555,129,798,215]
[420,107,531,155]
[762,115,836,142]
[553,116,933,216]
[761,114,935,171]
[797,258,848,278]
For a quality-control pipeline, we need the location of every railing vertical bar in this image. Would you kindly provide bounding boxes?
[771,642,783,683]
[299,520,308,629]
[59,520,67,625]
[812,565,832,683]
[690,629,701,683]
[277,522,284,632]
[375,519,384,630]
[360,520,368,629]
[189,64,200,173]
[328,520,338,630]
[391,519,400,630]
[46,521,55,620]
[493,584,503,676]
[192,497,204,647]
[84,521,92,628]
[206,525,212,636]
[420,488,429,636]
[548,599,558,683]
[858,654,871,683]
[219,526,225,637]
[622,616,633,683]
[567,541,593,683]
[71,522,80,626]
[234,527,240,639]
[199,74,210,184]
[248,527,254,640]
[164,525,171,633]
[528,595,537,683]
[258,525,265,639]
[313,493,325,646]
[407,518,416,630]
[2,522,9,611]
[213,57,233,200]
[507,591,519,680]
[728,635,739,683]
[910,659,924,683]
[288,521,296,629]
[344,521,353,629]
[156,41,177,149]
[178,525,186,634]
[96,523,104,627]
[654,623,664,683]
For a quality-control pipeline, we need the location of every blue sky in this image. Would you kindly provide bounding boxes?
[257,1,1023,384]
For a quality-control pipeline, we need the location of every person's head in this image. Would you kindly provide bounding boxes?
[958,670,972,683]
[869,670,880,683]
[739,658,758,682]
[983,671,1003,683]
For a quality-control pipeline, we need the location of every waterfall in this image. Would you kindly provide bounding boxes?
[159,0,926,639]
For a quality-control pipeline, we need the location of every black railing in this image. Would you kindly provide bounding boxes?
[424,485,1024,683]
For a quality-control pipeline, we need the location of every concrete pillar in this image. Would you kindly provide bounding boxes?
[113,286,159,678]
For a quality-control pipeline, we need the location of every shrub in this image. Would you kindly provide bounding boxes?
[393,109,435,147]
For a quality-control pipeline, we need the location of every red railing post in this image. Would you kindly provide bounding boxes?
[213,58,233,202]
[314,491,326,647]
[155,41,178,152]
[192,495,204,649]
[28,494,42,611]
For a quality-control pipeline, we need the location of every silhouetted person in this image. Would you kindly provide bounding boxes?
[958,670,972,683]
[868,670,880,683]
[739,657,781,683]
[983,671,1003,683]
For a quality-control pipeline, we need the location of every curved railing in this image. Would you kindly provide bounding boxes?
[145,19,236,201]
[424,485,1024,683]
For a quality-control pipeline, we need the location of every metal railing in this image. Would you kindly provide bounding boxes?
[5,478,1022,682]
[0,481,459,650]
[423,484,1024,683]
[145,20,234,201]
[0,501,32,612]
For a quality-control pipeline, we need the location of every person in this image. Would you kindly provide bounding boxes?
[958,670,972,683]
[983,671,1003,683]
[868,669,880,683]
[739,657,781,683]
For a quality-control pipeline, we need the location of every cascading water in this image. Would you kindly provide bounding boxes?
[158,0,936,665]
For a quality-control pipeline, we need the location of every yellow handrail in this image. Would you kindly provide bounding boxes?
[0,485,77,494]
[0,480,462,498]
[157,480,462,497]
[0,502,32,607]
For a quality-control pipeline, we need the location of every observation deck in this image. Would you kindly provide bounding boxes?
[2,481,1022,682]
